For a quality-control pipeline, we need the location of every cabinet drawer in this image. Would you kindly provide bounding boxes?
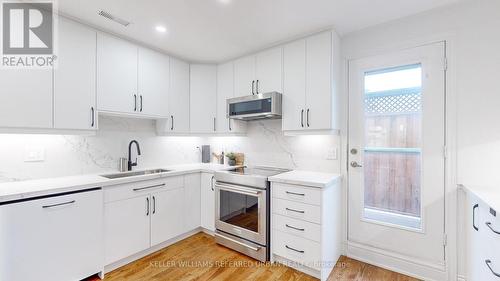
[273,230,321,270]
[483,206,500,277]
[104,176,183,203]
[273,214,321,242]
[273,198,321,224]
[272,183,321,206]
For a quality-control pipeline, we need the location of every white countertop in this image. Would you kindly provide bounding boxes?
[268,170,342,188]
[0,163,238,203]
[461,184,500,211]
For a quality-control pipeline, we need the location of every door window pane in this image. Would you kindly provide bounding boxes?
[363,64,422,229]
[219,190,259,232]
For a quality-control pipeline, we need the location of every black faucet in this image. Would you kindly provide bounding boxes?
[128,140,141,171]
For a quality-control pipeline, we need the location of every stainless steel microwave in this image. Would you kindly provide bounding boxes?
[226,92,282,121]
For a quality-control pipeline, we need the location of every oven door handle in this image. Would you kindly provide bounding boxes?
[215,233,261,252]
[215,183,261,196]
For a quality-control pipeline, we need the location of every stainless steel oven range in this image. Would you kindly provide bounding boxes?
[214,166,289,262]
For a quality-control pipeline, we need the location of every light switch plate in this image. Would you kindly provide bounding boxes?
[24,146,45,162]
[326,148,338,160]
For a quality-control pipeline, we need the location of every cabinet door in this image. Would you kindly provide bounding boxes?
[283,39,306,131]
[162,58,190,133]
[255,47,283,94]
[138,48,169,117]
[151,188,185,246]
[190,65,217,133]
[234,55,255,97]
[0,190,103,281]
[0,70,52,128]
[104,195,150,265]
[54,18,96,130]
[184,173,201,232]
[467,193,491,281]
[97,33,138,114]
[305,31,332,130]
[216,62,233,134]
[200,173,215,231]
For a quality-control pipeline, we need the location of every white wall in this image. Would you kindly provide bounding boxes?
[341,0,500,278]
[0,116,339,182]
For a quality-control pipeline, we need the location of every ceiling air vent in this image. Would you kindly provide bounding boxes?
[97,10,131,27]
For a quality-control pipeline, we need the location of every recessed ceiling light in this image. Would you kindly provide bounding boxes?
[155,25,167,33]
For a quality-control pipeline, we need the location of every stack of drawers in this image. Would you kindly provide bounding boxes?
[271,181,341,281]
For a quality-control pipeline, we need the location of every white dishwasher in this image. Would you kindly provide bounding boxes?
[0,188,104,281]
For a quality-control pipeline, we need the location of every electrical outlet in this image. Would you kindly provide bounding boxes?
[326,148,337,160]
[24,146,45,162]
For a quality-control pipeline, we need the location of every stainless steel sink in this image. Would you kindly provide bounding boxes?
[101,169,171,179]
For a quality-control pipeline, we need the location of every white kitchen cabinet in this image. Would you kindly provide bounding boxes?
[0,189,103,281]
[151,187,185,246]
[0,69,52,129]
[233,48,283,97]
[216,62,247,134]
[104,195,151,265]
[282,31,340,134]
[54,17,97,130]
[138,48,169,117]
[190,65,217,133]
[97,33,138,115]
[200,172,215,232]
[184,173,201,232]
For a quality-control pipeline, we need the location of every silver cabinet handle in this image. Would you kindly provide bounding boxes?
[256,80,259,94]
[133,183,166,192]
[286,207,305,214]
[134,94,137,111]
[486,222,500,235]
[301,109,304,127]
[285,245,304,253]
[152,196,156,214]
[286,191,305,196]
[90,107,95,127]
[140,95,143,112]
[251,80,255,95]
[171,115,174,131]
[351,161,363,168]
[215,233,260,251]
[42,200,75,209]
[486,260,500,277]
[306,109,310,127]
[286,224,305,231]
[146,197,149,216]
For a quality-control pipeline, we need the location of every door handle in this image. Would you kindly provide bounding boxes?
[256,80,259,94]
[90,107,95,127]
[251,80,255,95]
[140,95,143,112]
[133,94,137,111]
[486,260,500,277]
[473,204,479,231]
[301,109,304,127]
[350,161,363,168]
[171,115,174,130]
[306,109,310,127]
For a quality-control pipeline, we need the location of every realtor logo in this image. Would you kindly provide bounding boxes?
[1,1,56,68]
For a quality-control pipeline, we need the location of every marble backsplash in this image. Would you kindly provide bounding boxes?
[0,116,340,182]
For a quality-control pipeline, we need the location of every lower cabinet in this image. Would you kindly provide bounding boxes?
[151,187,185,246]
[184,173,201,232]
[200,172,215,231]
[0,189,103,281]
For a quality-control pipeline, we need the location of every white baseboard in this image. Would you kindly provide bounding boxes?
[347,241,447,281]
[273,255,321,279]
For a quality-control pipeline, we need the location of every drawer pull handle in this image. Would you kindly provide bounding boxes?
[285,245,304,253]
[42,200,76,209]
[286,191,305,196]
[133,183,166,192]
[486,260,500,277]
[286,224,305,231]
[486,222,500,235]
[286,208,305,214]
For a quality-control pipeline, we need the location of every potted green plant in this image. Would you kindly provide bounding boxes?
[226,152,237,166]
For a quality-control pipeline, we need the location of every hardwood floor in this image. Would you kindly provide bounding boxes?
[85,232,419,281]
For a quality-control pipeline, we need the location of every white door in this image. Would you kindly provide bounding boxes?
[54,18,96,130]
[234,55,255,97]
[97,33,138,114]
[138,48,169,117]
[190,65,217,133]
[282,39,306,131]
[184,173,201,232]
[104,195,150,265]
[305,31,332,130]
[255,47,283,94]
[151,187,184,246]
[348,43,446,271]
[167,58,190,133]
[200,173,215,231]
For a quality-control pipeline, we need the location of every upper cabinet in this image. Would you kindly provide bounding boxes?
[234,47,283,97]
[97,34,169,118]
[54,18,97,131]
[216,62,247,134]
[190,65,217,133]
[282,31,340,135]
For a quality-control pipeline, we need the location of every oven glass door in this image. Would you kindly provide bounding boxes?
[215,183,267,245]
